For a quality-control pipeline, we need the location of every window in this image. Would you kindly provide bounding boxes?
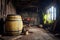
[47,6,56,20]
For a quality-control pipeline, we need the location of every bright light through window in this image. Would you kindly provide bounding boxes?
[47,6,56,20]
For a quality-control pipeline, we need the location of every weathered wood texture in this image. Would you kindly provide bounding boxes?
[0,0,16,18]
[16,27,59,40]
[0,0,5,18]
[6,1,16,16]
[1,27,60,40]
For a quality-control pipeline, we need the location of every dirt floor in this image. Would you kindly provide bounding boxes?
[0,26,60,40]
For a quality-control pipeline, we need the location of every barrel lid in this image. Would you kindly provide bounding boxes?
[7,14,20,16]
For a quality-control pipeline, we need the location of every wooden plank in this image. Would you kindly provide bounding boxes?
[1,35,22,40]
[1,27,60,40]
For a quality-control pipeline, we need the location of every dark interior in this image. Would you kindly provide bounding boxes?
[0,0,60,40]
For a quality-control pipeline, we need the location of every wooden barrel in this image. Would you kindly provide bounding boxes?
[5,15,23,35]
